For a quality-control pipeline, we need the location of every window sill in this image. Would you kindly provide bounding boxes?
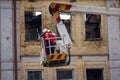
[24,40,40,45]
[85,38,102,41]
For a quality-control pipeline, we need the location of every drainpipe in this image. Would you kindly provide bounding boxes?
[0,1,1,80]
[12,0,18,80]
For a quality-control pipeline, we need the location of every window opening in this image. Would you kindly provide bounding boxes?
[85,14,101,40]
[70,0,76,2]
[25,11,42,41]
[86,69,103,80]
[27,71,43,80]
[28,0,35,2]
[56,69,74,80]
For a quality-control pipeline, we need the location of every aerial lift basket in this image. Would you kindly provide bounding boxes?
[40,37,71,67]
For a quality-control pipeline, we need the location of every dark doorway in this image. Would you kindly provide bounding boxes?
[86,69,103,80]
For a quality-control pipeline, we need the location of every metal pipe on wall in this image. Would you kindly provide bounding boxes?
[0,1,1,80]
[12,0,18,80]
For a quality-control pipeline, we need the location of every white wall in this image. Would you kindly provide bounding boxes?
[106,1,120,80]
[1,1,14,80]
[0,1,20,80]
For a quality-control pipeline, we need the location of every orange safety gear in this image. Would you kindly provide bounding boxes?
[44,32,56,42]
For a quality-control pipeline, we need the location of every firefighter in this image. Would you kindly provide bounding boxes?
[39,29,56,55]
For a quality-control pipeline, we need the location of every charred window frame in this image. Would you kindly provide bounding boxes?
[86,69,104,80]
[27,71,43,80]
[25,11,42,41]
[56,69,74,80]
[59,12,72,39]
[85,14,101,41]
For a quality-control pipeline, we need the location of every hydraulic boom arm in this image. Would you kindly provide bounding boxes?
[49,3,120,46]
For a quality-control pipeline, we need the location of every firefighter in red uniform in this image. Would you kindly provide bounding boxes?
[40,29,56,55]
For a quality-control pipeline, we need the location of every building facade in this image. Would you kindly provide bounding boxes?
[106,1,120,80]
[0,0,120,80]
[19,0,109,80]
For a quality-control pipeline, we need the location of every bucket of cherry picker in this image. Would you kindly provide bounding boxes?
[40,37,71,67]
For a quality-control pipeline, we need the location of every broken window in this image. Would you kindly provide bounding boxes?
[25,11,42,41]
[86,69,103,80]
[70,0,76,2]
[59,12,72,39]
[28,0,35,2]
[85,14,101,40]
[56,69,74,80]
[27,71,43,80]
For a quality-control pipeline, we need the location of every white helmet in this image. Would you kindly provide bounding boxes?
[47,29,51,32]
[42,28,48,33]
